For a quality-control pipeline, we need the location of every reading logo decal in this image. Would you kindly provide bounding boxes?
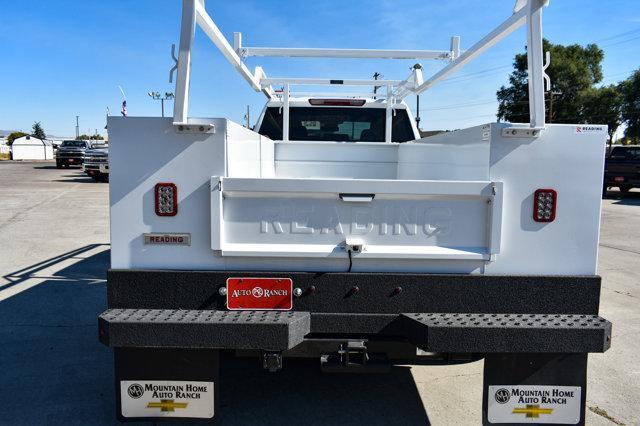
[575,125,606,134]
[120,380,214,418]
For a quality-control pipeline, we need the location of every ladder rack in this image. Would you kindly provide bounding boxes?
[173,0,549,133]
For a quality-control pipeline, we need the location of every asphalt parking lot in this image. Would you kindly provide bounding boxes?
[1,161,638,425]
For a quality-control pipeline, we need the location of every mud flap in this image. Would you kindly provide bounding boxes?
[482,353,587,425]
[115,348,219,423]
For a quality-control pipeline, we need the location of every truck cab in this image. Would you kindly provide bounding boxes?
[604,146,640,195]
[255,98,420,143]
[55,139,90,168]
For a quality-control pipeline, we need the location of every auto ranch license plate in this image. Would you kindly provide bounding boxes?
[226,277,293,310]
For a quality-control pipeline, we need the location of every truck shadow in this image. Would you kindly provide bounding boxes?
[604,189,640,205]
[217,357,430,426]
[51,172,97,183]
[0,246,431,426]
[0,246,115,425]
[32,164,60,169]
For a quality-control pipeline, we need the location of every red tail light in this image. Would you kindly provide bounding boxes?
[155,183,177,216]
[309,99,366,106]
[533,189,557,222]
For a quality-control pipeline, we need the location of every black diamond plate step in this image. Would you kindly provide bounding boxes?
[400,313,611,353]
[99,309,310,351]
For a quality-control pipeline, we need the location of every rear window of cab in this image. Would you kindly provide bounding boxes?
[258,107,415,142]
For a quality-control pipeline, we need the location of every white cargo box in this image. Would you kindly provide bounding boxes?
[109,118,605,276]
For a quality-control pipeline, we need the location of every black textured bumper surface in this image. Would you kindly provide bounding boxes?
[99,309,311,351]
[101,270,610,353]
[107,270,603,315]
[99,309,611,353]
[401,313,612,353]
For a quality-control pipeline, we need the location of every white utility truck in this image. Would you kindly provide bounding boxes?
[99,1,612,424]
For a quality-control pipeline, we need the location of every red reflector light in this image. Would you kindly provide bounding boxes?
[533,189,557,222]
[309,99,366,106]
[155,183,177,216]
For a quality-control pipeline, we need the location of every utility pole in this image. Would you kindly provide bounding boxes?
[416,95,421,130]
[244,105,251,129]
[148,92,175,117]
[413,64,422,130]
[373,72,381,99]
[547,90,562,123]
[75,116,79,139]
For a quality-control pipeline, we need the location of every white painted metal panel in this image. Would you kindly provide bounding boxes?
[485,123,605,275]
[109,117,602,276]
[274,142,399,179]
[225,120,276,179]
[398,124,491,181]
[109,117,228,270]
[212,177,502,260]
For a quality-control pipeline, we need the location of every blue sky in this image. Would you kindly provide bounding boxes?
[1,0,639,137]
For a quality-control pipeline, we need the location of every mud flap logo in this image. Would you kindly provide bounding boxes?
[488,385,581,424]
[147,399,188,412]
[120,380,214,419]
[127,383,144,399]
[512,405,553,418]
[494,388,510,404]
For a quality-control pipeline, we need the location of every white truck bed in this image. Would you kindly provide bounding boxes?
[108,117,605,275]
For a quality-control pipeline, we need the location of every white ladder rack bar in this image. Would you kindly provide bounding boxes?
[261,78,402,87]
[526,0,546,128]
[414,6,528,95]
[173,0,549,130]
[238,46,453,60]
[287,92,377,98]
[194,2,262,92]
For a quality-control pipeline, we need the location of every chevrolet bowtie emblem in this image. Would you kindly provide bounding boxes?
[512,404,554,418]
[146,399,188,412]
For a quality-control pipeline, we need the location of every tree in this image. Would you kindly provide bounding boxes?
[77,134,104,140]
[497,39,604,123]
[579,85,622,146]
[6,131,27,146]
[32,122,46,140]
[619,69,640,144]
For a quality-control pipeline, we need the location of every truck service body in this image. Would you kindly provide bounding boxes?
[99,1,612,424]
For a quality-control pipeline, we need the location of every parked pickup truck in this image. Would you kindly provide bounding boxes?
[55,140,90,168]
[98,1,612,424]
[82,144,109,182]
[604,146,640,195]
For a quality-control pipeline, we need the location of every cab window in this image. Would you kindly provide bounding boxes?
[258,107,415,142]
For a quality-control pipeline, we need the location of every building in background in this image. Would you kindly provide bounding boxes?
[11,135,54,160]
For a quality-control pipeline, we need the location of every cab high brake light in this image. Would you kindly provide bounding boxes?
[533,189,557,222]
[155,183,178,216]
[309,99,366,106]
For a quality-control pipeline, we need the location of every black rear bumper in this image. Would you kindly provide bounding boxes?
[100,270,611,354]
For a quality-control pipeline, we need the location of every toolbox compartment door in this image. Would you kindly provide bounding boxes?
[211,177,502,260]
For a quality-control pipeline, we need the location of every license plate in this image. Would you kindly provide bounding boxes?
[226,278,293,310]
[614,176,624,182]
[69,159,74,163]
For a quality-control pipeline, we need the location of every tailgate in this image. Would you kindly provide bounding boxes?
[211,177,503,260]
